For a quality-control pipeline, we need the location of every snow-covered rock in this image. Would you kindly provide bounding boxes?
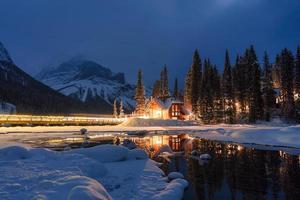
[128,149,148,160]
[0,146,31,160]
[122,139,137,150]
[65,176,112,200]
[151,178,189,200]
[69,144,129,163]
[199,153,212,160]
[167,172,184,180]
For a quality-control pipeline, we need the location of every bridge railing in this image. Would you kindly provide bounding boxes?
[0,114,126,126]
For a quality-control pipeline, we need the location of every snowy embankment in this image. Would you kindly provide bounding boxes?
[188,125,300,149]
[0,144,188,200]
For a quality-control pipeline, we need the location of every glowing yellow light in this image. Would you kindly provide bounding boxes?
[237,145,243,151]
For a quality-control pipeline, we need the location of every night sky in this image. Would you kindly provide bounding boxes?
[0,0,300,87]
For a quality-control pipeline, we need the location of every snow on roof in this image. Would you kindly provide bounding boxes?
[150,97,183,110]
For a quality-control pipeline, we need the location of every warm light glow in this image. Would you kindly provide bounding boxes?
[237,145,243,151]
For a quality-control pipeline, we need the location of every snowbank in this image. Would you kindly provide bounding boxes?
[191,125,300,148]
[0,145,188,200]
[69,144,129,163]
[120,118,198,127]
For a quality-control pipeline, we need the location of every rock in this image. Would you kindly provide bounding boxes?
[199,153,211,160]
[122,139,137,150]
[168,172,184,180]
[128,149,148,160]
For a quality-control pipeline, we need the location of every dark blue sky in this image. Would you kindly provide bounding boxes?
[0,0,300,86]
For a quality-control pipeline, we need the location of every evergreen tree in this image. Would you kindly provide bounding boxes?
[222,50,235,123]
[113,99,118,118]
[119,100,125,118]
[279,48,296,120]
[152,80,161,98]
[184,68,192,110]
[212,66,224,123]
[247,46,264,123]
[159,65,170,100]
[134,69,146,115]
[199,59,214,123]
[262,52,276,121]
[295,46,300,119]
[233,54,249,121]
[294,47,300,95]
[190,50,202,115]
[173,78,179,99]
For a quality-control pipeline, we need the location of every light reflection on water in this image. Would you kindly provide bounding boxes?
[158,138,300,200]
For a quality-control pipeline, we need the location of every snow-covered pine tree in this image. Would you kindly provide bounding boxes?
[119,100,125,118]
[200,59,214,123]
[233,54,249,121]
[279,48,296,120]
[184,68,192,110]
[248,46,264,123]
[173,78,179,99]
[113,99,118,118]
[162,65,170,100]
[262,52,276,121]
[222,50,236,124]
[295,46,300,94]
[191,50,202,116]
[152,80,161,98]
[295,46,300,119]
[212,66,224,123]
[134,69,146,115]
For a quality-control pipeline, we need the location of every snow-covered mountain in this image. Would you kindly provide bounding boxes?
[0,42,87,114]
[36,58,139,111]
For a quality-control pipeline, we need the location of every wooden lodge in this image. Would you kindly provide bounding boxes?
[145,97,190,120]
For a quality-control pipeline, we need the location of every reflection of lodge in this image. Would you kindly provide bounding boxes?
[127,133,189,153]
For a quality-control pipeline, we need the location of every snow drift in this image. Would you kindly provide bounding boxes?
[0,144,188,200]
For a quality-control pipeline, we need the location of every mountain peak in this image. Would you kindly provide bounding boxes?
[0,42,13,63]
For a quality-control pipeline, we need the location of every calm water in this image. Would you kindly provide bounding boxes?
[158,139,300,200]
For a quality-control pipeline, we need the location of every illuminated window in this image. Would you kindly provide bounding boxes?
[171,104,180,117]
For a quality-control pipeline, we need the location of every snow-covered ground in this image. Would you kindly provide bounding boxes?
[0,144,188,200]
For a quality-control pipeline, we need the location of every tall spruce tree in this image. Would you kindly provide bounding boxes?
[152,80,161,98]
[222,50,235,123]
[184,68,192,109]
[295,46,300,96]
[173,78,179,99]
[159,65,170,100]
[279,48,296,120]
[295,46,300,119]
[248,46,264,123]
[262,52,276,121]
[212,66,224,123]
[200,59,214,123]
[190,50,202,115]
[233,54,249,121]
[134,69,146,115]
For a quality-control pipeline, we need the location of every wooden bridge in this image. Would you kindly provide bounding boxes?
[0,114,126,126]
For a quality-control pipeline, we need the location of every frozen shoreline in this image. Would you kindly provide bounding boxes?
[1,124,300,149]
